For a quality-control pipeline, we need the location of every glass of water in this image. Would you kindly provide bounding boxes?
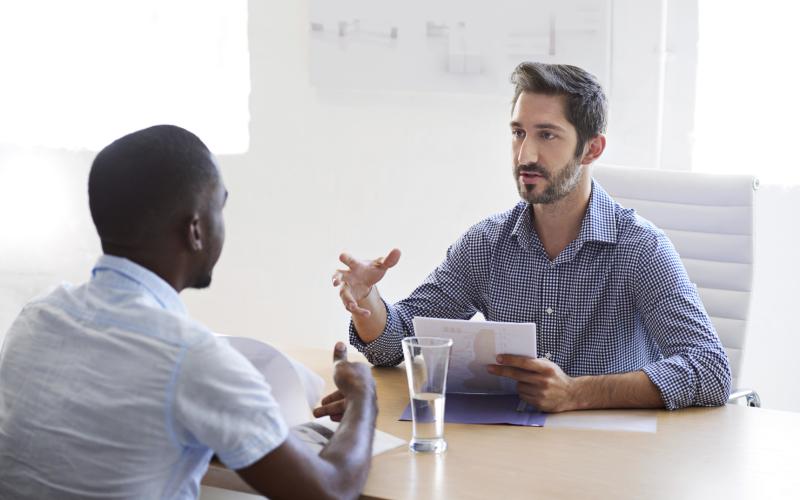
[401,336,453,453]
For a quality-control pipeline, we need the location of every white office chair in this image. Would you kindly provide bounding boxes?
[592,164,760,407]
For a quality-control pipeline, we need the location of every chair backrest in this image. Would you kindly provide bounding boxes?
[592,164,757,386]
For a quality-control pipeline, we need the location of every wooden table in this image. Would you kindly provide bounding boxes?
[203,348,800,499]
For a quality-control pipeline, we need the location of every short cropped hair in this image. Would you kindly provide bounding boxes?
[88,125,218,248]
[510,62,608,156]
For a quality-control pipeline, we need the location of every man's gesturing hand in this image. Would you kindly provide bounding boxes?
[332,248,401,317]
[488,355,579,413]
[313,342,376,422]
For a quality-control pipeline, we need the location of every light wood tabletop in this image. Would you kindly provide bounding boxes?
[203,347,800,500]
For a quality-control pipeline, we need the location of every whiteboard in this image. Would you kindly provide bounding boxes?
[309,0,611,95]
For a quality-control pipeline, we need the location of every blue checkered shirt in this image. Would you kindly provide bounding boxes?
[350,181,732,410]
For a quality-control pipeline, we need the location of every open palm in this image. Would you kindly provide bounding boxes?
[333,248,401,316]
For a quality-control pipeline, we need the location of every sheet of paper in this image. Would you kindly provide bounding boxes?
[295,417,407,456]
[544,410,658,433]
[222,335,407,454]
[412,317,537,395]
[220,336,325,427]
[400,394,546,427]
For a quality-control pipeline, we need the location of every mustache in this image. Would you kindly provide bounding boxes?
[516,163,549,178]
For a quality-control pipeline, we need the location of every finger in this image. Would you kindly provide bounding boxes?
[339,252,357,268]
[516,391,542,410]
[320,389,344,405]
[347,304,372,317]
[376,248,401,269]
[487,364,541,383]
[331,414,343,422]
[332,269,348,286]
[338,287,364,315]
[339,287,371,316]
[333,341,347,364]
[517,381,546,397]
[496,354,554,374]
[313,399,347,418]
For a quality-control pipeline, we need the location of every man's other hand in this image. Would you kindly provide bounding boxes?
[488,355,578,413]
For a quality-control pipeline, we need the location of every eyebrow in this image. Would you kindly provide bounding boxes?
[509,121,568,132]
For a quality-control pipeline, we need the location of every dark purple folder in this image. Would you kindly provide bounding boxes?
[400,393,546,427]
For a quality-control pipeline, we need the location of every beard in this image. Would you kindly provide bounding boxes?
[515,156,582,205]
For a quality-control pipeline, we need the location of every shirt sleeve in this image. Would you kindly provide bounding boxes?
[635,232,733,410]
[172,335,289,470]
[350,228,486,367]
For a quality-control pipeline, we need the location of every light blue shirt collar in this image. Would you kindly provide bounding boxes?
[91,254,187,316]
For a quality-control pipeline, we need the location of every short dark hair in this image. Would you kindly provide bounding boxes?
[88,125,218,249]
[510,62,607,157]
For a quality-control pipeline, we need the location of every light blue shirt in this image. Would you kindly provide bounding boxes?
[0,255,288,499]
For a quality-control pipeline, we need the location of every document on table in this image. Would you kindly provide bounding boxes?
[402,317,544,427]
[544,410,658,433]
[399,319,658,432]
[220,335,406,454]
[400,393,546,427]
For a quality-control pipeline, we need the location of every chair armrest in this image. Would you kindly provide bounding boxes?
[728,388,761,407]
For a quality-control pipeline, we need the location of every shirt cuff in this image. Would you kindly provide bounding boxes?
[641,358,698,411]
[349,300,406,367]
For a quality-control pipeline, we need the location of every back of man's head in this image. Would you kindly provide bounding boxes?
[88,125,218,253]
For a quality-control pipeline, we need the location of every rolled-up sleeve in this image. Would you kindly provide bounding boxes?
[349,299,407,367]
[636,234,732,409]
[350,229,485,366]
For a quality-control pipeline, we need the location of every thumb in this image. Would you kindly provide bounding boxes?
[333,341,348,364]
[378,248,402,269]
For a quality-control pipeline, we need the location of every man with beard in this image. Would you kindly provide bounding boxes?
[324,62,731,414]
[0,125,377,499]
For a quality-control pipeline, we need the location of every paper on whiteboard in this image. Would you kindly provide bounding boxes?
[219,335,325,427]
[412,317,536,395]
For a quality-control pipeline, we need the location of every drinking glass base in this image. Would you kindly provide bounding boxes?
[409,438,447,453]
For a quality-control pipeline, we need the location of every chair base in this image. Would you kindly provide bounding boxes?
[728,388,761,407]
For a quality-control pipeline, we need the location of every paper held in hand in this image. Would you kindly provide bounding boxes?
[412,317,537,395]
[219,335,405,455]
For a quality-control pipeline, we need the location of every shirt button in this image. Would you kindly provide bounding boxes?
[545,307,554,315]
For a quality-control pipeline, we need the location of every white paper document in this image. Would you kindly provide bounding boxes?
[221,336,325,426]
[412,317,537,395]
[544,410,658,433]
[292,417,407,456]
[220,335,405,455]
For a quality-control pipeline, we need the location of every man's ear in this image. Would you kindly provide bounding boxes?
[580,134,606,165]
[187,213,203,252]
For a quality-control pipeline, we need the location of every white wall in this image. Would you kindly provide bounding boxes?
[183,0,683,346]
[1,0,797,433]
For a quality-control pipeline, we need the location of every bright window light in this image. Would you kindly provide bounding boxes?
[694,0,800,185]
[0,0,249,154]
